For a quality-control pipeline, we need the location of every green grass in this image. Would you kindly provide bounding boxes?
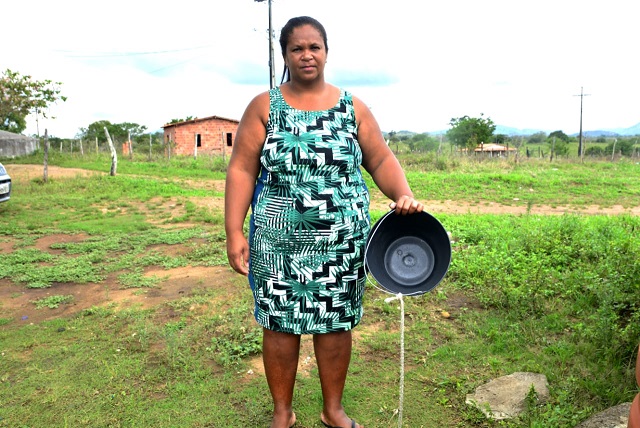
[0,153,638,427]
[395,154,640,208]
[31,294,74,309]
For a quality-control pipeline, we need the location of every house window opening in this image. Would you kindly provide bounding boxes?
[226,133,233,147]
[196,134,202,147]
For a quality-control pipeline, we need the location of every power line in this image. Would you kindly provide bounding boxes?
[55,44,215,58]
[148,57,200,74]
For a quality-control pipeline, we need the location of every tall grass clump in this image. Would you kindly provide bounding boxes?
[446,213,640,367]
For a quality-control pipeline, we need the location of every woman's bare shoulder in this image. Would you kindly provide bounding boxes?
[247,90,271,110]
[241,90,271,124]
[349,93,376,125]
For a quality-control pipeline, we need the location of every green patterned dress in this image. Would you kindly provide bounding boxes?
[248,87,370,334]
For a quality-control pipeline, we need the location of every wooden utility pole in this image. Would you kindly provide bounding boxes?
[254,0,275,88]
[574,87,591,160]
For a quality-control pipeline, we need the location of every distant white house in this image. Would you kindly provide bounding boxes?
[474,143,517,157]
[0,130,39,158]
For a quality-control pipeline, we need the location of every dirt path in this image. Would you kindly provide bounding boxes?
[6,164,639,216]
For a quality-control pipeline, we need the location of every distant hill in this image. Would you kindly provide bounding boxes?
[494,125,545,136]
[579,130,619,137]
[597,122,640,137]
[384,122,640,137]
[495,122,640,137]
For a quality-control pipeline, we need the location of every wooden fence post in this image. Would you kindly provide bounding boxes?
[128,131,133,160]
[104,127,118,176]
[43,129,49,183]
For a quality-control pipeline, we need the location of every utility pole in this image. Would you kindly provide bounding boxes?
[574,87,591,160]
[254,0,276,89]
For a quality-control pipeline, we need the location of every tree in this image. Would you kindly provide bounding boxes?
[606,139,634,157]
[527,132,547,144]
[446,114,496,150]
[387,130,400,153]
[168,116,196,124]
[79,120,119,145]
[0,69,66,134]
[494,134,508,145]
[549,130,570,143]
[407,133,438,152]
[585,146,605,157]
[118,122,148,142]
[79,121,147,147]
[550,140,569,158]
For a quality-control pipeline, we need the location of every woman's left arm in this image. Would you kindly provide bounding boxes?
[354,96,424,215]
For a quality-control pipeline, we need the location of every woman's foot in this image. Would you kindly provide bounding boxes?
[270,410,296,428]
[320,412,361,428]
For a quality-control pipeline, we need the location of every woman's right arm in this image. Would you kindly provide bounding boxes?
[224,92,269,275]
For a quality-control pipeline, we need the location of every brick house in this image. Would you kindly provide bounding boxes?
[162,115,239,157]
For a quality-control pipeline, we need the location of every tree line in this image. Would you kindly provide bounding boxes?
[387,115,639,159]
[3,68,638,160]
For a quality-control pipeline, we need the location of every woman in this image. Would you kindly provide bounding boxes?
[225,16,423,428]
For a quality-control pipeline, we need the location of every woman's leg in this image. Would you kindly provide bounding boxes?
[314,330,362,428]
[263,328,300,428]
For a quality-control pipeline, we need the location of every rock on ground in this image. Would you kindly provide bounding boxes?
[465,372,549,420]
[574,402,630,428]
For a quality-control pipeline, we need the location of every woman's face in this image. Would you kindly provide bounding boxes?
[284,24,328,83]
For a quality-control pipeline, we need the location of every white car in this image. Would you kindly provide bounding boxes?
[0,163,11,202]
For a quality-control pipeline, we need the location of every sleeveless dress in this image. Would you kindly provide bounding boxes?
[248,87,370,335]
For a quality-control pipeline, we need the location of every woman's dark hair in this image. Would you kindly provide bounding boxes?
[278,16,328,84]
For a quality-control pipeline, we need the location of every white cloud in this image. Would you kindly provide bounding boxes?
[2,0,638,138]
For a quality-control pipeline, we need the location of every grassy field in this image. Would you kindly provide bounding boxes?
[0,152,639,427]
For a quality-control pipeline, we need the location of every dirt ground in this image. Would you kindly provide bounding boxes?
[1,164,637,329]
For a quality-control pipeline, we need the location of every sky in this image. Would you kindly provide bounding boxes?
[2,0,639,139]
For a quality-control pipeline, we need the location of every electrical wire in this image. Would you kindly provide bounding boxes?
[55,44,215,58]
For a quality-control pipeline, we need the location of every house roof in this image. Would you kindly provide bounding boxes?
[474,143,516,152]
[162,115,239,129]
[0,130,37,142]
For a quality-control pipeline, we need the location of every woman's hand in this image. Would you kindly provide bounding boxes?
[389,195,424,215]
[226,232,250,275]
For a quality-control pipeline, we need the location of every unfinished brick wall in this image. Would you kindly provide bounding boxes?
[163,116,239,157]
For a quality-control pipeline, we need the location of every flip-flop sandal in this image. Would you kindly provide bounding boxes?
[321,419,356,428]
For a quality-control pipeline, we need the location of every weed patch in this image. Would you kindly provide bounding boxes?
[32,294,74,309]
